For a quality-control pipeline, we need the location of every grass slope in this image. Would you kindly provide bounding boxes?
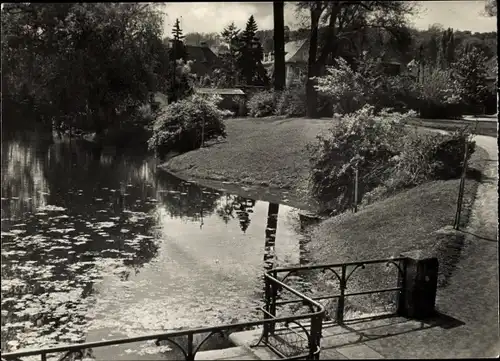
[306,146,488,316]
[163,116,332,209]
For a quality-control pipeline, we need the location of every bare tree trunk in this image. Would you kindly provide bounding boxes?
[273,1,286,91]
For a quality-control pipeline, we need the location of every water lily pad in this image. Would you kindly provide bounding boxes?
[38,205,66,212]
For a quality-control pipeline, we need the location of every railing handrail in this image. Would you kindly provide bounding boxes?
[1,270,325,359]
[272,257,405,273]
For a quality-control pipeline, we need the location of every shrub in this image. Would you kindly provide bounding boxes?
[309,105,475,212]
[378,75,420,113]
[423,128,476,179]
[275,84,307,117]
[247,90,276,117]
[314,56,420,115]
[308,106,411,212]
[362,127,476,205]
[314,57,368,115]
[148,94,231,156]
[453,47,490,115]
[166,59,196,104]
[417,66,463,119]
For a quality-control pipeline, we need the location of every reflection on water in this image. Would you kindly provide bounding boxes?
[1,132,308,358]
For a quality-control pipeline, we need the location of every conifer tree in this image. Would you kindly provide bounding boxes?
[170,18,186,61]
[236,15,269,86]
[220,22,241,86]
[437,28,455,69]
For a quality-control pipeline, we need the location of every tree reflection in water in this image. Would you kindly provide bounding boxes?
[215,195,256,233]
[264,203,280,272]
[155,171,223,223]
[1,132,161,351]
[1,130,305,355]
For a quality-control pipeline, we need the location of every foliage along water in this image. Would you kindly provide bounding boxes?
[0,131,312,358]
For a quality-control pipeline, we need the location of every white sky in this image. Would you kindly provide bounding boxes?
[160,1,497,36]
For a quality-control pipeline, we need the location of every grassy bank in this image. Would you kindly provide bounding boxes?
[305,145,489,317]
[163,116,332,210]
[162,114,490,318]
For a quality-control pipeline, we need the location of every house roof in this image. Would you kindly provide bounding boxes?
[194,88,245,95]
[285,39,308,63]
[185,45,223,76]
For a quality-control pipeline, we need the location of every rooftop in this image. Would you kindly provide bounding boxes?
[194,88,245,95]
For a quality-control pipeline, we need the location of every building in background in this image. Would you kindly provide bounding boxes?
[185,42,223,78]
[262,39,309,87]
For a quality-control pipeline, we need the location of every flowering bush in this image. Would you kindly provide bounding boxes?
[148,94,231,156]
[453,47,490,115]
[309,105,475,211]
[362,127,476,205]
[417,66,463,119]
[247,90,276,117]
[314,57,370,115]
[314,57,419,115]
[308,106,412,211]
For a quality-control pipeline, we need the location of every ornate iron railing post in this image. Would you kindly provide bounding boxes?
[397,258,407,314]
[186,334,194,361]
[309,314,323,360]
[336,265,347,323]
[269,270,278,335]
[263,274,271,342]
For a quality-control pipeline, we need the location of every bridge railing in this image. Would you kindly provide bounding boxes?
[1,269,325,361]
[266,257,406,325]
[2,255,433,361]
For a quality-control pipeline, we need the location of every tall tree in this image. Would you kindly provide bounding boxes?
[297,1,417,118]
[1,3,168,134]
[444,28,456,67]
[172,18,184,41]
[436,28,455,69]
[220,22,241,86]
[236,15,269,86]
[454,47,490,115]
[170,18,187,61]
[273,1,286,91]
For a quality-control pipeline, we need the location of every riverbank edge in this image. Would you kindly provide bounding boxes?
[159,165,318,212]
[159,136,490,319]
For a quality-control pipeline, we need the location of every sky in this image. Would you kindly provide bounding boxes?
[160,1,498,36]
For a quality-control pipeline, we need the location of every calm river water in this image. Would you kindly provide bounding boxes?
[1,131,311,359]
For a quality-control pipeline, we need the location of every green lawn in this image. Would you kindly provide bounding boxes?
[163,116,333,210]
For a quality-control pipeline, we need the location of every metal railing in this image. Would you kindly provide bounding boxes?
[268,257,406,324]
[1,268,325,361]
[1,257,406,361]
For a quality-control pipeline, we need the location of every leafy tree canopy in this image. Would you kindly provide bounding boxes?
[2,3,169,134]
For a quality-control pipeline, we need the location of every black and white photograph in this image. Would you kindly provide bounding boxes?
[1,1,498,360]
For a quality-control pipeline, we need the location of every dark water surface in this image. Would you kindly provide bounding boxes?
[1,132,310,358]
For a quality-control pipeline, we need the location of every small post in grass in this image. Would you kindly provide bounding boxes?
[453,138,470,230]
[201,117,205,148]
[353,162,359,213]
